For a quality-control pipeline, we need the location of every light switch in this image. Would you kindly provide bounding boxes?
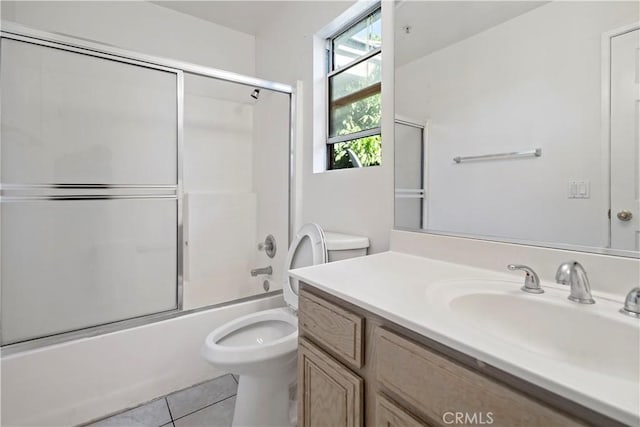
[578,182,587,197]
[568,181,577,199]
[568,180,590,199]
[578,180,590,198]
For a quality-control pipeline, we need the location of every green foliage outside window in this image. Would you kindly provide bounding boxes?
[331,92,381,168]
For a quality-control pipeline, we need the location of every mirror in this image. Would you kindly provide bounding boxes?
[394,1,639,257]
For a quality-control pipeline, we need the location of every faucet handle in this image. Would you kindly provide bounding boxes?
[257,235,277,258]
[620,287,640,318]
[507,264,543,294]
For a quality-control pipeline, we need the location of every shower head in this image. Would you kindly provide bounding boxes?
[251,89,260,100]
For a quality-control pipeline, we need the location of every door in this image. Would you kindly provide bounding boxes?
[0,37,180,344]
[298,337,363,427]
[394,120,425,229]
[610,28,640,251]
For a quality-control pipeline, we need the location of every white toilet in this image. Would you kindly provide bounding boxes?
[201,223,369,427]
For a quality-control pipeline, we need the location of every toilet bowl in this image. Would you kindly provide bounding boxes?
[201,223,369,427]
[202,307,298,376]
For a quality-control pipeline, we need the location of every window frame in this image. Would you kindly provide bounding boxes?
[326,6,382,170]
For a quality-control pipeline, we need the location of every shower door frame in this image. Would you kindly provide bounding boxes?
[0,21,296,354]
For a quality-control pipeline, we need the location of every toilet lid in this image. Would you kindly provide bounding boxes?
[283,223,327,310]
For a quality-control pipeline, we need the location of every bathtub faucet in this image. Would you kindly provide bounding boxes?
[251,266,272,277]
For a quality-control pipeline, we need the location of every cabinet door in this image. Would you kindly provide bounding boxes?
[298,337,363,427]
[376,394,430,427]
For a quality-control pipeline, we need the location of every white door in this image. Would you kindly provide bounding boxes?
[610,28,640,251]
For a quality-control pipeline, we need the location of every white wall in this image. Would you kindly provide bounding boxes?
[395,1,638,248]
[254,1,395,254]
[0,1,255,75]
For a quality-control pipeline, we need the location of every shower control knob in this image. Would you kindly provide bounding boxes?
[617,210,633,221]
[258,235,277,258]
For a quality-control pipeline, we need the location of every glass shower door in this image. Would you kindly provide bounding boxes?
[0,37,181,345]
[394,120,425,229]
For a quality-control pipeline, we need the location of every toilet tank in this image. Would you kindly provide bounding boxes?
[324,231,370,262]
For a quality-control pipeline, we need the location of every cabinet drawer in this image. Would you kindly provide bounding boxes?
[375,328,583,427]
[298,337,363,427]
[299,289,364,368]
[376,394,431,427]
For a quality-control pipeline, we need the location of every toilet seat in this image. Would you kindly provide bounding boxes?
[283,223,327,310]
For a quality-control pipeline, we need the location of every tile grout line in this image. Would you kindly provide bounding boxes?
[86,374,236,426]
[83,396,170,426]
[170,394,237,423]
[165,397,175,423]
[165,374,237,421]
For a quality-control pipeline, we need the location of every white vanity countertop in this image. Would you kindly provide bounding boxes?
[289,251,640,426]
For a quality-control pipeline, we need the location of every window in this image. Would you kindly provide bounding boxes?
[327,8,382,170]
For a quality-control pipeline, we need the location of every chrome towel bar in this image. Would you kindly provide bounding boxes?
[453,148,541,164]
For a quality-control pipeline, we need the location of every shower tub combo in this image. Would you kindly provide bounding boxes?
[0,22,295,426]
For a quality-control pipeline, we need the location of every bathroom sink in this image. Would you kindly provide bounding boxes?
[426,280,640,381]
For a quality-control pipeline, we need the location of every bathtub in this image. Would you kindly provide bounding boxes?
[0,294,283,426]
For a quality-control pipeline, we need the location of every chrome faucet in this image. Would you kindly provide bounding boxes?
[250,266,272,277]
[507,264,543,294]
[555,261,595,304]
[620,287,640,318]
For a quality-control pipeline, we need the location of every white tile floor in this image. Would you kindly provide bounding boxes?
[85,374,239,427]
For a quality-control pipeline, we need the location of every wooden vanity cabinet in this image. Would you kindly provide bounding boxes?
[298,283,622,427]
[375,394,430,427]
[298,337,363,427]
[374,328,581,427]
[297,289,365,427]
